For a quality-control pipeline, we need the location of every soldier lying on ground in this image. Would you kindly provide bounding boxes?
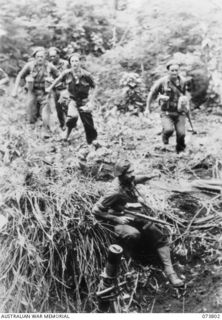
[92,159,184,287]
[46,53,98,145]
[145,60,192,153]
[12,47,59,138]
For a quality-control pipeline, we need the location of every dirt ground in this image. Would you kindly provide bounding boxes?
[118,110,222,313]
[0,95,222,313]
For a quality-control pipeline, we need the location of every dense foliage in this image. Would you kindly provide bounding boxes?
[1,1,222,312]
[1,0,222,107]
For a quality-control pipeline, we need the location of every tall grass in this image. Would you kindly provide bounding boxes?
[0,166,113,312]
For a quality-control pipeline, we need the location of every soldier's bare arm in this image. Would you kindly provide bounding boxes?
[0,69,9,86]
[12,63,31,97]
[145,79,162,114]
[92,192,131,224]
[46,71,67,92]
[135,174,159,185]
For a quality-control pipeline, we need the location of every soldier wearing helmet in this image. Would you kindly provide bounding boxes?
[92,159,184,287]
[145,60,192,153]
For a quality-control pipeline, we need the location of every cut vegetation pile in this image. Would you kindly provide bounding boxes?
[0,163,113,312]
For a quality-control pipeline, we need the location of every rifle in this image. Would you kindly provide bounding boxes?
[169,79,197,135]
[130,186,173,227]
[124,208,172,227]
[186,111,197,135]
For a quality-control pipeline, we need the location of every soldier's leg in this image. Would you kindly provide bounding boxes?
[175,114,186,153]
[40,94,51,130]
[40,99,51,129]
[55,90,66,129]
[65,100,78,140]
[66,117,78,140]
[160,113,174,144]
[79,110,98,145]
[141,221,168,249]
[141,222,184,287]
[114,224,141,257]
[26,92,38,124]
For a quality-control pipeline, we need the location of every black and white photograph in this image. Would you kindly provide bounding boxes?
[0,0,222,315]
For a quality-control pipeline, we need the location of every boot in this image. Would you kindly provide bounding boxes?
[41,126,51,139]
[157,246,184,287]
[176,136,186,154]
[162,133,169,145]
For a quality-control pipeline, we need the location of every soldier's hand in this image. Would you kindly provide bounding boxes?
[80,103,93,112]
[144,109,150,117]
[45,87,51,93]
[87,101,94,112]
[125,202,142,209]
[158,94,169,102]
[79,105,89,112]
[59,90,70,104]
[116,216,132,224]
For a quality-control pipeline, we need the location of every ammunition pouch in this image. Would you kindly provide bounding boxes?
[45,77,54,90]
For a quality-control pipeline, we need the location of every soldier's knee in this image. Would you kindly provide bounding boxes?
[163,129,174,139]
[128,229,140,241]
[114,225,141,241]
[66,116,78,129]
[176,132,185,141]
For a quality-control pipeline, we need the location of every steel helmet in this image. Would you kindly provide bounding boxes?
[114,159,132,177]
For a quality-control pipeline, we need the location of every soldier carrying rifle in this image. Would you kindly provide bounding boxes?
[92,159,184,287]
[145,60,195,153]
[12,47,59,137]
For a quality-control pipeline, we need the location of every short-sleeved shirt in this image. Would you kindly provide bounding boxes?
[93,178,139,216]
[60,68,95,102]
[19,61,59,91]
[150,75,190,112]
